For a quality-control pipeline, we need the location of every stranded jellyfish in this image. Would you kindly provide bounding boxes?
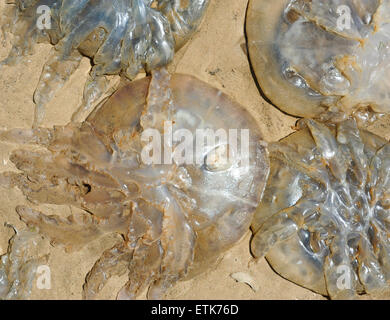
[0,0,209,124]
[246,0,390,120]
[251,118,390,299]
[0,69,269,299]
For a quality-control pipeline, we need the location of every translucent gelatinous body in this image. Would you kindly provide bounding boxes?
[0,0,209,124]
[0,70,269,299]
[246,0,390,119]
[0,229,49,300]
[251,118,390,299]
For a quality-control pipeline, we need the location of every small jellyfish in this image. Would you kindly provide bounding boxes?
[246,0,390,120]
[251,117,390,299]
[0,69,269,299]
[0,0,209,124]
[0,228,49,300]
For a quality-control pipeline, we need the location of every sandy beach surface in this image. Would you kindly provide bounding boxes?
[1,0,389,300]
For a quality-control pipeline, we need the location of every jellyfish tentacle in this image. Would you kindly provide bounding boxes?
[158,0,210,49]
[117,241,164,300]
[336,119,368,186]
[0,229,49,300]
[251,199,320,259]
[71,74,113,123]
[305,119,349,181]
[33,48,82,126]
[83,241,132,300]
[356,235,388,295]
[323,233,360,300]
[269,141,329,187]
[0,127,53,146]
[16,205,105,252]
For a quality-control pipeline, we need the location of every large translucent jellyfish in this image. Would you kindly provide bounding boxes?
[246,0,390,120]
[0,69,269,299]
[251,118,390,299]
[0,0,209,124]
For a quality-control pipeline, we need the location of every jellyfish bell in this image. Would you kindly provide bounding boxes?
[246,0,390,121]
